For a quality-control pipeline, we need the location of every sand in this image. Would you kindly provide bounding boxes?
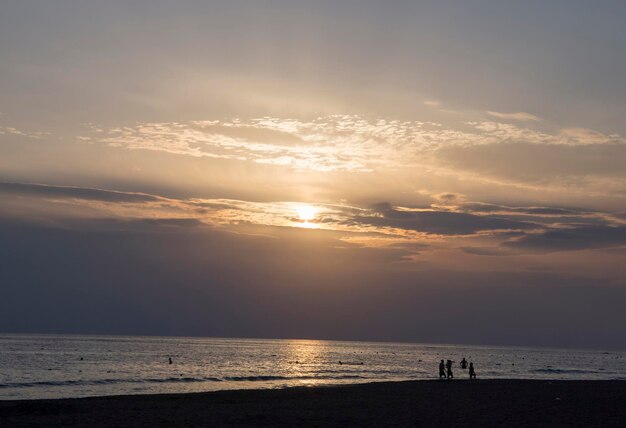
[1,380,625,427]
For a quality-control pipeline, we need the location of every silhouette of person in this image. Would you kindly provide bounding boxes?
[469,362,476,379]
[439,360,446,379]
[446,360,453,379]
[460,358,467,369]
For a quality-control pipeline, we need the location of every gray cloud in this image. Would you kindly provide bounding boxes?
[461,202,586,217]
[139,218,204,227]
[460,246,516,257]
[0,182,160,203]
[4,181,624,252]
[503,225,626,252]
[351,202,534,235]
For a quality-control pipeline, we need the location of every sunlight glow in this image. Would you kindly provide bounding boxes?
[295,204,318,222]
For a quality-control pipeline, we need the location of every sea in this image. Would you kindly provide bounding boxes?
[0,334,624,400]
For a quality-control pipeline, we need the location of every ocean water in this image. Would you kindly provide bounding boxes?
[0,334,624,400]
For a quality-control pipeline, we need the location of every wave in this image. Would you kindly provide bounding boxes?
[0,376,223,389]
[224,374,366,382]
[531,368,599,374]
[0,374,368,389]
[316,368,404,375]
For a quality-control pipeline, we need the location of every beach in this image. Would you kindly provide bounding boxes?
[1,379,624,427]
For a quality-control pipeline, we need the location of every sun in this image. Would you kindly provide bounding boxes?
[295,204,318,222]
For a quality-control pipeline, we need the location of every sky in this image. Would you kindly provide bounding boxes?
[1,1,626,349]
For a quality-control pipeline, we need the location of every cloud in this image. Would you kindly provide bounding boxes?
[433,192,465,204]
[559,128,616,145]
[460,246,516,256]
[139,218,205,227]
[3,180,626,259]
[88,117,395,172]
[486,111,541,122]
[70,114,618,207]
[0,182,161,203]
[503,225,626,252]
[351,202,534,235]
[460,202,587,217]
[0,126,47,139]
[466,121,621,146]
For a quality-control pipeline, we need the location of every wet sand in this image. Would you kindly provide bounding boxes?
[1,379,625,427]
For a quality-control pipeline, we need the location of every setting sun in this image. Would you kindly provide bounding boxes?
[295,204,318,222]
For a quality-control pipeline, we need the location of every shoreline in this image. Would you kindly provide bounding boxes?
[1,379,625,427]
[2,377,625,402]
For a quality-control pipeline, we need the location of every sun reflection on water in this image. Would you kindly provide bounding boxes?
[285,339,331,386]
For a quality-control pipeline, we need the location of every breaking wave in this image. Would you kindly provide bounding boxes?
[0,374,368,389]
[531,368,599,375]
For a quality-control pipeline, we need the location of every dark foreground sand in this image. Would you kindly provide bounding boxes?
[1,380,625,427]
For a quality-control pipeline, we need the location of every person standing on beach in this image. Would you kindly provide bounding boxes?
[439,360,446,379]
[469,362,476,379]
[446,360,453,379]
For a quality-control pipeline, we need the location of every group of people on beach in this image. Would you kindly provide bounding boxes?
[439,358,476,379]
